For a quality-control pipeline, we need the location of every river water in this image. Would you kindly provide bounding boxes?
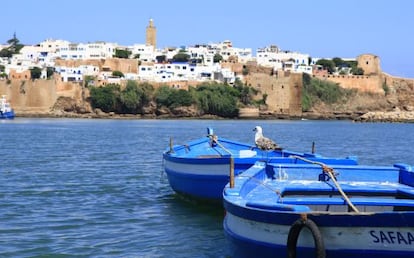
[0,118,413,257]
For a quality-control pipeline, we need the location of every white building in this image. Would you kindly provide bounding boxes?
[158,47,181,61]
[129,44,155,62]
[39,39,70,55]
[139,62,197,82]
[55,64,100,82]
[187,44,215,66]
[256,45,311,73]
[209,40,253,63]
[138,61,232,83]
[57,42,117,60]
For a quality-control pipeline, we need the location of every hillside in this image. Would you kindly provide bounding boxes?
[303,76,414,121]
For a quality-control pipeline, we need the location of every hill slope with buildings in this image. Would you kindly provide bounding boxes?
[1,62,413,122]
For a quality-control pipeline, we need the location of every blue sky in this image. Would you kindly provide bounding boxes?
[1,0,413,78]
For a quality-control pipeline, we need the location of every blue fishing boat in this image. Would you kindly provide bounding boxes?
[223,159,414,258]
[162,128,358,201]
[0,95,15,119]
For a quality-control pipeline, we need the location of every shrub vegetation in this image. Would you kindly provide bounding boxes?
[301,73,356,111]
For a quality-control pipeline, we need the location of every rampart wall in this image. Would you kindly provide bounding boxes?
[55,58,139,74]
[0,77,84,113]
[313,74,384,94]
[245,72,302,116]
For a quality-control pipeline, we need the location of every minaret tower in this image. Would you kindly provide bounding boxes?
[146,18,156,48]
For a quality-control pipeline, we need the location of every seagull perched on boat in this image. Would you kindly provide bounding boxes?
[253,126,282,150]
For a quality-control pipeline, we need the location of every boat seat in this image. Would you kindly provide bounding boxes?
[276,181,414,196]
[238,150,257,158]
[397,188,414,198]
[280,196,414,207]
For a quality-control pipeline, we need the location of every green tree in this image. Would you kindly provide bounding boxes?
[0,66,7,79]
[0,33,24,57]
[89,84,120,112]
[138,82,154,105]
[155,86,194,109]
[345,60,358,69]
[316,59,335,74]
[112,70,124,77]
[114,49,131,59]
[351,67,364,75]
[332,57,346,68]
[213,53,223,63]
[120,81,141,114]
[7,33,24,54]
[156,55,167,63]
[0,48,12,58]
[30,67,42,79]
[46,67,54,79]
[169,89,193,108]
[155,85,173,107]
[195,82,239,117]
[172,50,190,62]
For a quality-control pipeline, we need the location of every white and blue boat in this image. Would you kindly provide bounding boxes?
[0,95,15,119]
[223,160,414,258]
[163,128,358,201]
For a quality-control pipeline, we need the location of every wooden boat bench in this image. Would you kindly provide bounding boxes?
[275,180,414,207]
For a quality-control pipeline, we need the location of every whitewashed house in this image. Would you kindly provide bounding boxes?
[54,66,83,82]
[187,45,215,66]
[39,39,71,53]
[155,47,180,62]
[207,40,252,63]
[57,42,117,60]
[129,44,155,62]
[256,45,311,73]
[138,64,157,81]
[55,64,99,82]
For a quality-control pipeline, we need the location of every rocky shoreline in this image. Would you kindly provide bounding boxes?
[354,110,414,123]
[14,109,414,123]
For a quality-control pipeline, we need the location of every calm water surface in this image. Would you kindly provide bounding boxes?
[0,118,413,257]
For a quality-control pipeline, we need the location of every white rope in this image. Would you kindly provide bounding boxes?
[290,155,360,213]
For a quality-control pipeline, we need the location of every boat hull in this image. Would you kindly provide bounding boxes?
[223,211,414,258]
[163,136,358,201]
[223,162,414,258]
[0,111,15,119]
[163,155,258,200]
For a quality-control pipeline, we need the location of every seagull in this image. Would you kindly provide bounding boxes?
[253,126,282,150]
